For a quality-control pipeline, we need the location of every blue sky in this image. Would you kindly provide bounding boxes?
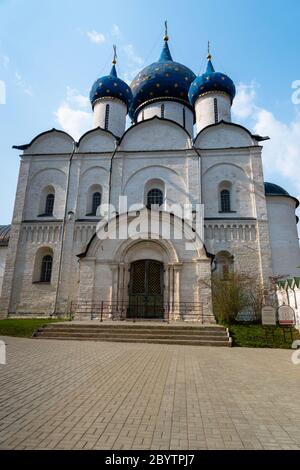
[1,0,300,224]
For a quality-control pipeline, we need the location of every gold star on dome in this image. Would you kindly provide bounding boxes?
[174,83,178,88]
[221,76,225,80]
[185,77,189,81]
[156,83,160,88]
[106,89,110,93]
[114,83,118,86]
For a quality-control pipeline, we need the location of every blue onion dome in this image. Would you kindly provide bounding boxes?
[90,49,133,111]
[129,35,196,121]
[264,182,299,208]
[189,53,236,107]
[264,182,290,196]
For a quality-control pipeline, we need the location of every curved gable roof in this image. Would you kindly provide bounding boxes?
[77,127,117,153]
[13,128,75,154]
[119,116,192,151]
[194,120,269,149]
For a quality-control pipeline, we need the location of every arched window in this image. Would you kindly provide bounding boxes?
[91,192,102,216]
[161,103,165,118]
[220,189,231,212]
[214,251,234,279]
[45,194,54,216]
[214,98,219,123]
[104,104,110,130]
[147,188,163,207]
[40,255,53,283]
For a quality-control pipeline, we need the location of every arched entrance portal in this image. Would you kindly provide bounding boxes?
[128,259,164,319]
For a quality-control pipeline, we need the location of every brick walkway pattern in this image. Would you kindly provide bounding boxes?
[0,336,300,450]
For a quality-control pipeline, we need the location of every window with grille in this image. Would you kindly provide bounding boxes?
[45,194,54,216]
[104,104,110,130]
[214,98,219,123]
[220,189,231,212]
[161,103,165,118]
[40,255,53,283]
[91,192,101,216]
[147,188,163,207]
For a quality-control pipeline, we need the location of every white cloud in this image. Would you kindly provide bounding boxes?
[111,24,121,37]
[65,86,90,109]
[232,82,258,119]
[122,44,143,67]
[54,87,92,140]
[0,55,9,68]
[121,44,144,83]
[15,72,33,96]
[254,108,300,192]
[87,30,106,44]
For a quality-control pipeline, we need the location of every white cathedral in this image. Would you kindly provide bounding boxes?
[0,32,300,322]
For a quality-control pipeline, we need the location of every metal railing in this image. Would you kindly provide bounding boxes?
[70,300,214,323]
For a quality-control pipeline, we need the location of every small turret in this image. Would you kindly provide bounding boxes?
[90,46,133,137]
[189,44,236,133]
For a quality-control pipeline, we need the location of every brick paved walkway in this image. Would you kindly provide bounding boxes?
[0,336,300,450]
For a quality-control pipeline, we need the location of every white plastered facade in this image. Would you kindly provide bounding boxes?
[1,108,299,320]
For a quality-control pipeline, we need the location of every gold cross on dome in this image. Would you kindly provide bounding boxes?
[112,44,117,64]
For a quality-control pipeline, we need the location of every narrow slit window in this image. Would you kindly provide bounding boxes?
[104,104,110,130]
[161,103,165,119]
[183,107,186,128]
[214,98,219,123]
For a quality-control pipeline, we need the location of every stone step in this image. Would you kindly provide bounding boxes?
[35,336,231,347]
[38,327,228,337]
[36,331,228,341]
[44,323,224,332]
[34,323,231,347]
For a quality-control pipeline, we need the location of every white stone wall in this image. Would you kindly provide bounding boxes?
[0,117,285,319]
[93,98,127,137]
[266,196,300,277]
[195,92,231,133]
[0,246,8,295]
[194,123,273,286]
[136,101,194,136]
